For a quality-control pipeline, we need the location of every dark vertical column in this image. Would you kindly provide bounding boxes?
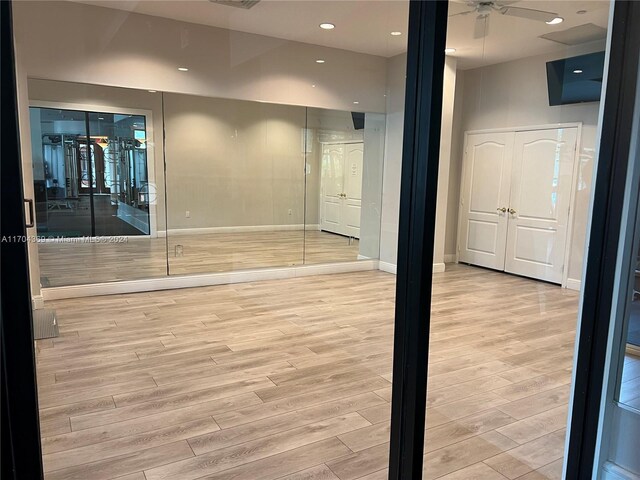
[0,1,44,478]
[565,2,640,478]
[84,112,96,236]
[387,1,448,479]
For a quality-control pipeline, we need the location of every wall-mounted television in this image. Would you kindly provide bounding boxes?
[546,51,605,106]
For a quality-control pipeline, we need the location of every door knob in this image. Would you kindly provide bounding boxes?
[497,207,506,213]
[508,208,516,215]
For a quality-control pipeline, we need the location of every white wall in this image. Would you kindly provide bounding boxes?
[162,93,309,230]
[446,42,606,285]
[379,54,458,271]
[12,1,387,114]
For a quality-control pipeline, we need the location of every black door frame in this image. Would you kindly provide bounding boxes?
[387,1,448,479]
[565,2,640,478]
[1,1,45,478]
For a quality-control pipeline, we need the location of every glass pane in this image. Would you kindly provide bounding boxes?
[304,108,385,264]
[424,1,611,478]
[27,80,168,286]
[30,107,91,238]
[164,94,306,274]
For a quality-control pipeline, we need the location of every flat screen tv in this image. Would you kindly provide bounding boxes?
[546,51,605,106]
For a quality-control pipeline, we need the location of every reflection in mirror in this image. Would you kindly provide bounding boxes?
[28,79,167,287]
[618,237,640,410]
[304,108,385,265]
[164,94,306,274]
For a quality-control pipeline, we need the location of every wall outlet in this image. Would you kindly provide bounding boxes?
[185,210,190,218]
[288,209,293,216]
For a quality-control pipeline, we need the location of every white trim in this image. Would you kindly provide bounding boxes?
[37,234,152,243]
[165,224,319,235]
[31,295,44,310]
[29,99,159,238]
[465,122,583,136]
[562,123,584,288]
[378,261,397,274]
[377,262,446,275]
[565,278,582,291]
[444,254,457,263]
[41,260,378,301]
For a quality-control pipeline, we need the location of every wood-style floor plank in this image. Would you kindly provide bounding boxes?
[36,265,581,479]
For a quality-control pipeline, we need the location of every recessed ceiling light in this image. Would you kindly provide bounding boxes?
[573,69,583,74]
[546,17,564,25]
[315,59,325,64]
[312,84,316,88]
[445,48,456,54]
[178,67,189,71]
[390,31,402,36]
[319,23,335,30]
[353,101,359,104]
[148,90,157,93]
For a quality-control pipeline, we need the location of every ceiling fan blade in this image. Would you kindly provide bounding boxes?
[473,15,489,39]
[449,9,476,17]
[500,6,559,23]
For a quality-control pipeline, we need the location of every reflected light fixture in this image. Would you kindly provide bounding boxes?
[148,90,157,93]
[546,17,564,25]
[445,48,456,54]
[319,23,335,30]
[315,59,325,64]
[178,67,189,71]
[353,101,359,104]
[390,31,402,36]
[98,117,104,120]
[573,69,583,74]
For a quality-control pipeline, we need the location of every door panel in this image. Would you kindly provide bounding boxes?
[458,132,514,269]
[504,128,578,283]
[320,144,345,235]
[344,143,363,238]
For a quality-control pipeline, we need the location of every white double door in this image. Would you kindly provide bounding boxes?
[320,142,363,238]
[458,127,578,284]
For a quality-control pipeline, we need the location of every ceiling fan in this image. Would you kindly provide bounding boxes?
[450,1,563,39]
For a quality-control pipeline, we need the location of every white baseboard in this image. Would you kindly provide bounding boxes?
[565,278,582,291]
[378,262,446,275]
[32,295,44,310]
[378,261,397,274]
[41,260,378,301]
[444,254,457,263]
[165,224,319,236]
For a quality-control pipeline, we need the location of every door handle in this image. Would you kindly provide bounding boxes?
[24,198,35,228]
[497,207,506,213]
[508,208,516,215]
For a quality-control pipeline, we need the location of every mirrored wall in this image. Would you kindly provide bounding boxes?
[29,80,385,287]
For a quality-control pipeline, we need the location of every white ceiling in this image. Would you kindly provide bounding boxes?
[70,0,610,68]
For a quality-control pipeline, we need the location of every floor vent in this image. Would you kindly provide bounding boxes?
[33,308,59,340]
[209,0,261,9]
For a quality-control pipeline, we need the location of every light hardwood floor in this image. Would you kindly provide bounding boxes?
[36,265,579,479]
[37,230,361,287]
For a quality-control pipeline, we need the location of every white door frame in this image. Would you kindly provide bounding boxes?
[456,122,583,289]
[29,99,158,238]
